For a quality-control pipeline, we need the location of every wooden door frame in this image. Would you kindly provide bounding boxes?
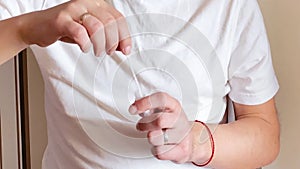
[15,50,31,169]
[0,50,30,169]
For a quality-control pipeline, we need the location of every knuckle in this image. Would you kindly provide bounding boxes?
[73,26,86,39]
[92,21,104,30]
[52,11,67,33]
[94,1,103,8]
[55,10,66,22]
[157,92,168,98]
[114,10,124,19]
[137,99,149,110]
[173,103,181,113]
[99,1,110,9]
[66,2,79,12]
[159,92,169,104]
[156,116,166,128]
[114,13,125,23]
[103,16,116,25]
[171,99,181,112]
[174,99,180,106]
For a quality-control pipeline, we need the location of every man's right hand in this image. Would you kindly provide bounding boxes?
[19,0,132,56]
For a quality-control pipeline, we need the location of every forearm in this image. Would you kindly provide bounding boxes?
[211,118,278,169]
[0,15,28,65]
[0,0,132,65]
[192,101,280,169]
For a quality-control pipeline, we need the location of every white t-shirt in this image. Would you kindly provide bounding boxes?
[0,0,279,168]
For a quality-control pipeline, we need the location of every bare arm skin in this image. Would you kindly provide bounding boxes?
[129,92,280,169]
[0,0,132,65]
[193,98,280,169]
[0,16,27,64]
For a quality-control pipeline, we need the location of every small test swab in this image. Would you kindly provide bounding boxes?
[128,49,151,117]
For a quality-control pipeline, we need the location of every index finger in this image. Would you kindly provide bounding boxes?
[128,92,180,115]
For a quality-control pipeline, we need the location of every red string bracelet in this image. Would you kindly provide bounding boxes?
[192,120,215,167]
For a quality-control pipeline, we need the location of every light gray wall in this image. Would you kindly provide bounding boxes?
[0,59,19,169]
[259,0,300,169]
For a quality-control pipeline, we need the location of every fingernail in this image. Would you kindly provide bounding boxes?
[139,110,151,117]
[95,51,104,57]
[93,47,100,57]
[123,46,131,55]
[129,105,138,114]
[107,49,115,55]
[82,40,92,53]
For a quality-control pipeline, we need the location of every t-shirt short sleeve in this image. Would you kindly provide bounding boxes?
[228,0,279,105]
[0,0,45,20]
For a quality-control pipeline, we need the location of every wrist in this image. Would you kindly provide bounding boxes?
[0,14,29,63]
[15,16,29,48]
[17,11,39,46]
[190,121,215,166]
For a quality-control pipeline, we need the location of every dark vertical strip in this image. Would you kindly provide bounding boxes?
[17,50,31,169]
[14,57,22,169]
